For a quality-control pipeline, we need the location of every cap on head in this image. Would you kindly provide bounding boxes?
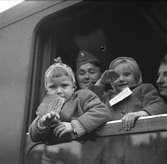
[76,50,100,70]
[45,57,76,89]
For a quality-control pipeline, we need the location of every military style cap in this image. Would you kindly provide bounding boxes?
[76,50,100,70]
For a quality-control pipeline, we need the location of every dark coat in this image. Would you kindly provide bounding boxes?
[84,83,167,164]
[29,89,109,145]
[107,83,167,120]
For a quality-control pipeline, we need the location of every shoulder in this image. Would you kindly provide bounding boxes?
[75,89,101,106]
[75,89,97,100]
[133,83,159,96]
[74,89,106,112]
[133,83,156,92]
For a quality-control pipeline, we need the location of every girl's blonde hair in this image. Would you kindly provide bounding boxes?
[109,57,143,87]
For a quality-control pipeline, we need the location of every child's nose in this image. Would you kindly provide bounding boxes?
[56,87,63,95]
[119,75,124,81]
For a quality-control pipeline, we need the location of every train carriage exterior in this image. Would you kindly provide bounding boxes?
[0,1,167,164]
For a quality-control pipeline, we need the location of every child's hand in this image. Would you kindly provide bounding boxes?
[95,70,119,86]
[121,111,148,131]
[53,122,73,138]
[39,111,60,127]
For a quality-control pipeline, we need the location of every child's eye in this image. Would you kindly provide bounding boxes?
[79,70,85,75]
[89,69,96,74]
[124,72,131,76]
[49,85,57,89]
[61,84,69,88]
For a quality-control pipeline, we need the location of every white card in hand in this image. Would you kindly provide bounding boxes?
[109,87,132,106]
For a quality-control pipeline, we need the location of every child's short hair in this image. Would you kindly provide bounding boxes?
[45,57,76,89]
[109,57,143,86]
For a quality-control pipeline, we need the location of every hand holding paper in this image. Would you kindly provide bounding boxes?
[109,87,132,106]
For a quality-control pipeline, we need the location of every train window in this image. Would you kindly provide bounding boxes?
[25,1,167,163]
[27,2,167,125]
[27,2,116,125]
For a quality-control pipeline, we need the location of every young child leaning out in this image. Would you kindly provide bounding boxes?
[29,57,109,145]
[93,57,167,131]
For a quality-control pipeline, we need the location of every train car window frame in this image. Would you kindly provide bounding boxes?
[24,1,167,163]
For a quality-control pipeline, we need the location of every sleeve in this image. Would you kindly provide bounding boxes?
[71,119,86,137]
[29,116,70,144]
[89,85,105,101]
[29,94,67,143]
[72,89,110,134]
[29,98,53,143]
[29,116,50,143]
[140,83,167,115]
[29,98,75,144]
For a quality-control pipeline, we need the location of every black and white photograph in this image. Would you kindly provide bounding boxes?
[1,1,167,164]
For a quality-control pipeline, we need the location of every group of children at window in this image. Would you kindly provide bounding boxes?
[28,50,167,164]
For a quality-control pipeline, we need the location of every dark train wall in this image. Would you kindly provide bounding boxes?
[38,2,167,86]
[0,1,82,164]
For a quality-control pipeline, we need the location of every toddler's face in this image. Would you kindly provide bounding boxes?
[113,63,136,92]
[46,75,75,100]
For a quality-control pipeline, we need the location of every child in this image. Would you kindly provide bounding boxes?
[108,57,166,129]
[92,56,167,164]
[92,56,167,130]
[29,57,109,145]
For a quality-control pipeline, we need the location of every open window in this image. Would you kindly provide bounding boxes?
[25,1,167,164]
[27,1,167,125]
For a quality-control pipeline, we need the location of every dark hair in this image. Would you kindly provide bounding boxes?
[160,53,167,65]
[90,61,103,72]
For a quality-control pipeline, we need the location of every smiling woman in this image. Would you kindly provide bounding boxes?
[0,0,24,13]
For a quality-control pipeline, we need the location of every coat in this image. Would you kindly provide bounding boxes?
[29,88,109,145]
[84,83,167,164]
[107,83,167,119]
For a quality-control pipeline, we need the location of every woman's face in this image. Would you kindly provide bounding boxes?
[77,63,101,89]
[113,63,137,91]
